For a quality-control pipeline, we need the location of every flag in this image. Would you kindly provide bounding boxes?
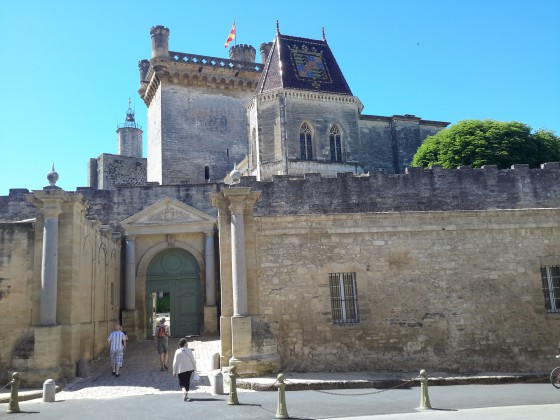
[224,21,235,48]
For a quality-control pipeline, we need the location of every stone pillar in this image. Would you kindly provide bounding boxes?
[204,230,218,333]
[205,231,216,306]
[230,201,248,316]
[40,203,62,326]
[125,236,136,310]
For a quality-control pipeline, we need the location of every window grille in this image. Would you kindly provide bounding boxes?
[300,122,313,160]
[329,272,359,324]
[541,266,560,313]
[329,125,342,162]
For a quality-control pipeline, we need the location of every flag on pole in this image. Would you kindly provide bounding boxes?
[224,21,236,48]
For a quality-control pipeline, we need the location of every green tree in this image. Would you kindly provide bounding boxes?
[411,119,560,169]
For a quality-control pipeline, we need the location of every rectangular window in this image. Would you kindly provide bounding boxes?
[541,266,560,313]
[110,282,115,306]
[329,272,359,324]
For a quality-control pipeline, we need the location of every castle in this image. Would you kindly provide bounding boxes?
[1,25,559,384]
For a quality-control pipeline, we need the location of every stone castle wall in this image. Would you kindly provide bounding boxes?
[0,191,122,384]
[236,163,560,215]
[78,183,220,226]
[88,153,147,190]
[252,208,560,372]
[0,222,35,378]
[0,189,36,222]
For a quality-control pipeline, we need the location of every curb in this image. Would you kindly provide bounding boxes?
[236,373,549,392]
[0,385,62,404]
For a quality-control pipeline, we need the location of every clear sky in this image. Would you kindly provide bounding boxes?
[0,0,558,195]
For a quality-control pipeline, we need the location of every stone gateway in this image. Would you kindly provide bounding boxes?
[1,24,559,385]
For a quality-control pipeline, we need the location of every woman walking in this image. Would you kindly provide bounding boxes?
[172,337,197,401]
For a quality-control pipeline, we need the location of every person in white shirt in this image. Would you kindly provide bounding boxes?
[172,337,197,401]
[107,324,127,377]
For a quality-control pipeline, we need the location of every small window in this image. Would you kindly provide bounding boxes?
[110,282,114,306]
[204,166,210,180]
[329,272,359,324]
[300,122,313,161]
[541,266,560,312]
[329,125,342,162]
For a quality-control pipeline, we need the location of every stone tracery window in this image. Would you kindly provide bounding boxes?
[300,122,313,161]
[329,125,342,162]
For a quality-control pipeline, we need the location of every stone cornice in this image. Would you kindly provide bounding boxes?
[250,88,364,112]
[140,54,263,107]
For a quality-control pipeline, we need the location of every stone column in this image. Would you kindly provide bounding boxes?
[40,203,62,326]
[229,201,248,316]
[125,236,136,310]
[205,231,216,306]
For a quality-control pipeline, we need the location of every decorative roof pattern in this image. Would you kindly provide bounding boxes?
[258,33,352,95]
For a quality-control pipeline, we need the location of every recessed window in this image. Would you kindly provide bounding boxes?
[204,166,210,180]
[329,125,342,162]
[541,266,560,313]
[329,272,359,324]
[300,122,313,161]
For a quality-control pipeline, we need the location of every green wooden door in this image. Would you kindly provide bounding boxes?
[147,248,200,337]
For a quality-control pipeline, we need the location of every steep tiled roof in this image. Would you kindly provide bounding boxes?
[257,33,352,95]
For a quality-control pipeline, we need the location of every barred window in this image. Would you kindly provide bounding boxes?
[329,272,359,324]
[541,266,560,313]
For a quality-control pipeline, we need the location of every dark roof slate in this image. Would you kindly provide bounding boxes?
[257,33,352,96]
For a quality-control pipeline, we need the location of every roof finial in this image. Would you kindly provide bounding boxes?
[322,26,326,41]
[47,163,59,187]
[276,20,280,34]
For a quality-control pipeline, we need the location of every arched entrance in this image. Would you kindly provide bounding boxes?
[146,248,201,337]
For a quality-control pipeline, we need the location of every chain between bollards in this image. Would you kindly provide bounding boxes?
[7,372,20,414]
[227,365,239,405]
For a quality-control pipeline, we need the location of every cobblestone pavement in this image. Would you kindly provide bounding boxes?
[59,336,221,400]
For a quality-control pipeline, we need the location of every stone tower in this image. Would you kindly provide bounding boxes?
[138,25,263,185]
[117,100,143,158]
[247,30,364,180]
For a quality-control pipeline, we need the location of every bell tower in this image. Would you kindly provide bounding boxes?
[117,99,143,158]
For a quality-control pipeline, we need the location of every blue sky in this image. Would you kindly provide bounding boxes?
[0,0,558,195]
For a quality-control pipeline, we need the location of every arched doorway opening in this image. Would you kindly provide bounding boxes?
[146,248,201,337]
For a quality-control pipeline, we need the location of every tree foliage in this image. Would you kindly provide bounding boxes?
[411,120,560,169]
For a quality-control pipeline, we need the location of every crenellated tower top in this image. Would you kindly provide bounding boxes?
[139,25,263,107]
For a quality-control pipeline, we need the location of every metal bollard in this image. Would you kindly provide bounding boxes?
[275,373,290,419]
[43,379,56,402]
[227,365,239,405]
[418,369,432,410]
[7,372,20,414]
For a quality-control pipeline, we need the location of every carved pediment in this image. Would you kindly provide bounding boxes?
[121,197,215,229]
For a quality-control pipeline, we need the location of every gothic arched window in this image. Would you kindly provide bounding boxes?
[300,122,313,161]
[329,125,342,162]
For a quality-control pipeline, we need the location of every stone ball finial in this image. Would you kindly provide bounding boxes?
[47,164,59,187]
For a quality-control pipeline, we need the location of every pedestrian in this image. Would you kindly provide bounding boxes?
[154,317,171,371]
[173,337,197,401]
[108,324,127,377]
